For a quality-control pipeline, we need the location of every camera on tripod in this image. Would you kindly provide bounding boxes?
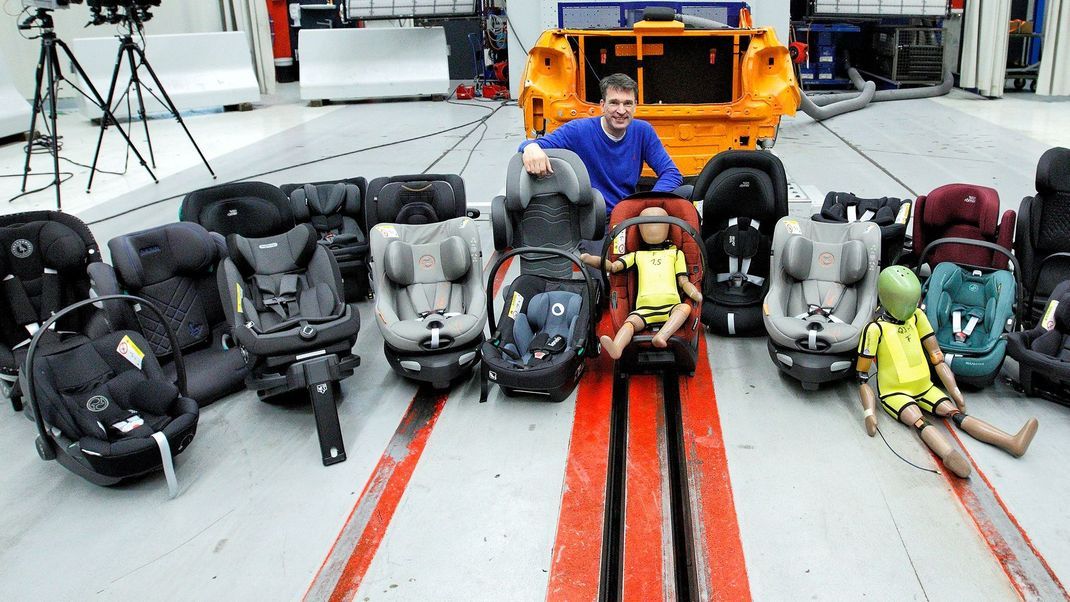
[86,0,162,26]
[21,0,84,9]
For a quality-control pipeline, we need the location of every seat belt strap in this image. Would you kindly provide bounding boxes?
[151,432,179,499]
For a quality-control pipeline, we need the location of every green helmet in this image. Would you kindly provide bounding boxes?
[877,266,921,321]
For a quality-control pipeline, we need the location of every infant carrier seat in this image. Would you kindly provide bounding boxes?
[369,217,486,388]
[693,149,787,336]
[219,224,361,466]
[480,248,597,402]
[491,149,606,281]
[764,218,881,390]
[1007,280,1070,403]
[22,294,198,496]
[180,181,294,238]
[366,174,474,230]
[813,192,911,267]
[99,223,249,406]
[282,177,371,302]
[920,239,1020,388]
[602,193,705,374]
[1015,147,1070,327]
[0,211,104,411]
[912,183,1014,270]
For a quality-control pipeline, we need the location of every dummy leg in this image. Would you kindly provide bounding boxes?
[900,403,972,478]
[651,304,693,348]
[601,315,645,360]
[932,400,1039,458]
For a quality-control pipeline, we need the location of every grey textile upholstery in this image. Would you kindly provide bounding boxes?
[492,149,606,278]
[369,218,486,353]
[764,218,881,353]
[290,183,364,246]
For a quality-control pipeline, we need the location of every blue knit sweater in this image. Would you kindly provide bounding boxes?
[518,117,682,210]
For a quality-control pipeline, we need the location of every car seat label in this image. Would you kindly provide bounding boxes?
[613,231,626,255]
[377,224,399,238]
[895,203,910,225]
[117,335,145,370]
[1042,299,1059,331]
[784,219,801,235]
[10,239,33,259]
[507,292,524,320]
[236,283,244,314]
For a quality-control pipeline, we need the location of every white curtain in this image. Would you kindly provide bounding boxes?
[1037,0,1070,96]
[219,0,277,95]
[959,0,1012,97]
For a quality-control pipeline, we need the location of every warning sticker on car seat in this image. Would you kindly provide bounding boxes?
[507,292,524,319]
[613,231,626,255]
[236,283,244,314]
[895,203,911,225]
[1042,299,1059,331]
[377,225,399,238]
[117,335,145,370]
[784,219,802,235]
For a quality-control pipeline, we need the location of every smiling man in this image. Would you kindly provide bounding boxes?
[518,73,682,212]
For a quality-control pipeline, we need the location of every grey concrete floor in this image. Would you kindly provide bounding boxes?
[0,86,1068,600]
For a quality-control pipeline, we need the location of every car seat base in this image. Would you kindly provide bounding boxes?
[385,338,483,389]
[767,339,855,390]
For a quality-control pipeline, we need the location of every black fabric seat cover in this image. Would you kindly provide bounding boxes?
[1015,147,1070,327]
[181,181,295,239]
[694,150,787,336]
[0,211,101,386]
[107,223,248,406]
[29,329,198,479]
[1008,280,1070,397]
[813,192,909,267]
[365,174,466,230]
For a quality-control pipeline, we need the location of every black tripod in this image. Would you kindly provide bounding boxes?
[86,17,216,193]
[18,9,156,210]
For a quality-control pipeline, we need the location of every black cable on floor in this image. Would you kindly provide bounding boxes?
[876,425,941,475]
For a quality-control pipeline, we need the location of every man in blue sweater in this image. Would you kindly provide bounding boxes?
[517,73,683,212]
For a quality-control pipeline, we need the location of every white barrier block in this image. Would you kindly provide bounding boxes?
[299,27,450,102]
[73,32,261,120]
[0,58,31,139]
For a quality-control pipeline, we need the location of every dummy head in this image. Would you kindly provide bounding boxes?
[638,207,670,245]
[877,265,921,321]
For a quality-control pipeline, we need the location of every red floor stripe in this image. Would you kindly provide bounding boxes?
[546,317,616,601]
[304,253,513,601]
[622,375,669,601]
[940,423,1068,600]
[680,335,752,601]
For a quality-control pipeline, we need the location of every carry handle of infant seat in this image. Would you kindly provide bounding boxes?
[22,294,189,461]
[599,215,709,300]
[916,237,1023,330]
[485,247,597,347]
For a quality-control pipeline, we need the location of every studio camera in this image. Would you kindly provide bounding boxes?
[86,0,162,25]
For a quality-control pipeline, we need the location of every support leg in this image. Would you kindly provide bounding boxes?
[933,400,1039,458]
[900,404,971,478]
[308,379,346,466]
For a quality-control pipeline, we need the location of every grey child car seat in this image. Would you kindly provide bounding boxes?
[764,218,881,390]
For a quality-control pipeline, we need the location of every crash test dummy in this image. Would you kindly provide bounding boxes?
[579,206,702,360]
[856,265,1039,478]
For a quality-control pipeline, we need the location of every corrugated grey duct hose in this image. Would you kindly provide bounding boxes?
[799,80,877,120]
[807,68,954,107]
[640,7,731,29]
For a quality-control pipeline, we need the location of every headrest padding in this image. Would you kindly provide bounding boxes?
[384,241,415,286]
[1037,147,1070,195]
[506,149,594,210]
[227,224,317,277]
[922,184,1000,234]
[1054,291,1070,331]
[839,240,869,284]
[39,221,88,271]
[439,235,471,282]
[109,223,218,289]
[781,235,813,281]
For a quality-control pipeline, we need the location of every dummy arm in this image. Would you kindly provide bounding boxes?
[856,356,878,436]
[677,274,702,303]
[579,252,624,274]
[923,336,965,412]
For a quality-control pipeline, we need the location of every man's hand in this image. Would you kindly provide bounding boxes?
[522,144,554,177]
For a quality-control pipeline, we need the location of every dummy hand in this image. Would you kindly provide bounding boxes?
[522,144,553,177]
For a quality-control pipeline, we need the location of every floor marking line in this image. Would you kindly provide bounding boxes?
[683,335,752,601]
[304,253,513,601]
[940,422,1068,601]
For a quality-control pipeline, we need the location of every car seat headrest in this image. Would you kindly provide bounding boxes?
[704,167,775,212]
[301,183,360,216]
[0,221,87,279]
[227,224,318,277]
[839,240,869,284]
[1036,147,1070,195]
[506,150,593,210]
[183,181,292,238]
[110,223,220,289]
[38,221,88,272]
[923,184,999,234]
[383,235,471,286]
[781,235,813,281]
[821,193,900,226]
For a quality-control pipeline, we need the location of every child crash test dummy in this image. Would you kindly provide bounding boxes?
[580,207,702,359]
[856,265,1038,478]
